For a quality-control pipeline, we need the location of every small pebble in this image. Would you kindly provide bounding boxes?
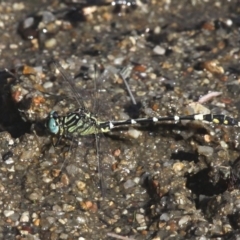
[9,44,18,49]
[59,233,68,239]
[135,213,145,225]
[5,158,14,164]
[20,211,29,222]
[76,180,86,191]
[114,227,121,233]
[172,162,184,172]
[43,81,53,89]
[128,128,141,139]
[153,45,166,55]
[62,204,75,212]
[160,213,170,221]
[33,218,40,226]
[178,215,191,226]
[13,2,25,11]
[133,177,140,184]
[28,192,42,201]
[61,173,69,186]
[122,209,128,215]
[197,145,214,157]
[58,218,68,225]
[123,179,135,189]
[44,38,57,48]
[8,139,14,145]
[203,60,224,74]
[3,210,14,217]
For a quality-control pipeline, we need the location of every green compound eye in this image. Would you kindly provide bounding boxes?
[48,111,59,134]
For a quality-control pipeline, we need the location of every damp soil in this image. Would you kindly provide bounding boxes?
[1,0,240,239]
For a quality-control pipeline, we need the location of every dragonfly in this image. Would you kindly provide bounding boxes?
[47,61,240,140]
[46,61,240,197]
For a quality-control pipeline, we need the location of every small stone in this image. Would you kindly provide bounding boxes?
[172,162,184,172]
[153,45,166,55]
[28,192,41,201]
[113,149,121,157]
[13,2,25,11]
[220,141,228,149]
[114,227,121,233]
[135,213,145,225]
[178,215,191,226]
[160,213,170,221]
[62,204,75,212]
[43,81,53,89]
[23,65,37,75]
[51,169,61,178]
[133,177,140,184]
[33,218,40,226]
[123,179,135,189]
[61,173,69,186]
[203,60,224,74]
[58,218,68,225]
[122,209,128,215]
[128,128,141,139]
[20,211,29,222]
[197,145,214,157]
[79,201,93,211]
[0,183,5,192]
[52,205,62,212]
[154,26,161,34]
[8,139,14,145]
[3,210,14,217]
[204,134,211,143]
[225,19,233,26]
[44,38,57,48]
[5,158,14,164]
[76,180,86,191]
[59,233,68,239]
[9,44,18,49]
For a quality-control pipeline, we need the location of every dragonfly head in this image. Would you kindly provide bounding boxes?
[48,111,59,134]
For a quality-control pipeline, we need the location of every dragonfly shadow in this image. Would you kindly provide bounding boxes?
[0,69,31,138]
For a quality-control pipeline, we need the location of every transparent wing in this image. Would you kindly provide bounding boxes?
[50,60,86,109]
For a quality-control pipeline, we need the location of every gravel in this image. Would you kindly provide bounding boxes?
[0,0,240,239]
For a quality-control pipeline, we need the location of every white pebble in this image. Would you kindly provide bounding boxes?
[153,45,166,55]
[114,227,121,233]
[135,213,145,225]
[20,211,29,222]
[5,158,14,164]
[8,139,14,145]
[3,210,14,217]
[114,57,125,65]
[128,128,141,139]
[122,209,128,215]
[9,44,18,49]
[43,81,53,89]
[225,19,233,26]
[13,3,25,11]
[133,177,140,184]
[220,141,228,149]
[160,213,170,221]
[178,215,191,226]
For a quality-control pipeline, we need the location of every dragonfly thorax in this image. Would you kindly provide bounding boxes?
[47,108,105,137]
